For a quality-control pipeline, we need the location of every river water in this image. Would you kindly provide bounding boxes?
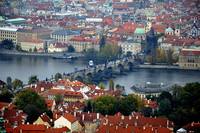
[0,55,200,93]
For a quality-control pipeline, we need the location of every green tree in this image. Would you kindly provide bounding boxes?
[28,75,39,84]
[99,44,121,61]
[54,94,63,106]
[6,76,12,91]
[16,44,22,51]
[94,95,117,115]
[158,98,172,116]
[158,91,172,103]
[29,48,32,52]
[0,39,14,50]
[85,48,98,60]
[84,100,93,112]
[118,95,139,115]
[12,79,23,93]
[98,82,105,90]
[141,107,153,117]
[55,73,62,81]
[126,51,132,57]
[33,47,37,52]
[99,35,106,48]
[67,45,75,52]
[0,89,13,102]
[15,89,47,123]
[109,79,114,90]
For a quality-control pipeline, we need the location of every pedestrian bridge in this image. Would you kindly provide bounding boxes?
[64,56,137,82]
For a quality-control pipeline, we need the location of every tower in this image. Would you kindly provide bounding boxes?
[145,28,158,64]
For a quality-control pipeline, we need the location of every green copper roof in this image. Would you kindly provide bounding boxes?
[165,27,174,32]
[5,18,26,24]
[134,28,145,34]
[0,16,4,21]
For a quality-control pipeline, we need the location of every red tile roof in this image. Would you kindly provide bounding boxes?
[63,113,77,123]
[180,49,200,56]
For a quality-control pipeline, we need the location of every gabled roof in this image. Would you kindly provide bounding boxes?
[63,113,77,123]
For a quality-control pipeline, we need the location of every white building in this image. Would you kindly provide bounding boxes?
[54,113,82,132]
[118,40,141,55]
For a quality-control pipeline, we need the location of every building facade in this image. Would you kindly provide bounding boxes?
[51,29,81,43]
[0,27,18,44]
[179,49,200,70]
[118,40,141,55]
[69,36,100,52]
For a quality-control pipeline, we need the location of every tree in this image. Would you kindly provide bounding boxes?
[141,107,153,117]
[158,98,172,116]
[156,48,166,63]
[12,79,23,93]
[54,94,63,106]
[109,79,114,90]
[166,48,174,65]
[15,89,47,123]
[67,45,75,52]
[16,44,22,51]
[0,89,13,102]
[28,75,39,84]
[99,35,106,48]
[126,51,132,57]
[29,48,32,52]
[99,44,121,61]
[98,82,105,90]
[33,47,37,52]
[6,76,12,91]
[85,48,98,60]
[118,95,139,116]
[0,39,14,50]
[94,95,117,115]
[84,100,93,112]
[55,73,62,81]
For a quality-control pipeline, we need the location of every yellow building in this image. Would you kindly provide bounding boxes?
[69,36,100,52]
[179,49,200,70]
[0,27,18,44]
[34,113,52,127]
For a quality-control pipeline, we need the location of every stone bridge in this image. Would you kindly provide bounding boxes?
[64,56,137,83]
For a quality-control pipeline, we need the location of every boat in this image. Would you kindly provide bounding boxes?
[88,60,94,67]
[52,54,68,59]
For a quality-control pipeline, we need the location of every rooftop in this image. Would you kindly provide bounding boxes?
[134,28,145,34]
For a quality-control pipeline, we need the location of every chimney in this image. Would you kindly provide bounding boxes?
[121,115,124,120]
[129,115,132,120]
[74,112,76,117]
[167,120,169,128]
[55,114,58,119]
[116,125,118,130]
[134,121,137,126]
[82,114,85,121]
[97,113,100,119]
[41,87,44,92]
[143,126,146,130]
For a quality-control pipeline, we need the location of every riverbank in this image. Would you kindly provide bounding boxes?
[134,64,200,71]
[0,49,83,57]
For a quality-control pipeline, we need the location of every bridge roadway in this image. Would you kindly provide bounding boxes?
[63,56,137,81]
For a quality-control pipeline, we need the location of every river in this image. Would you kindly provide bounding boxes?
[0,55,200,94]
